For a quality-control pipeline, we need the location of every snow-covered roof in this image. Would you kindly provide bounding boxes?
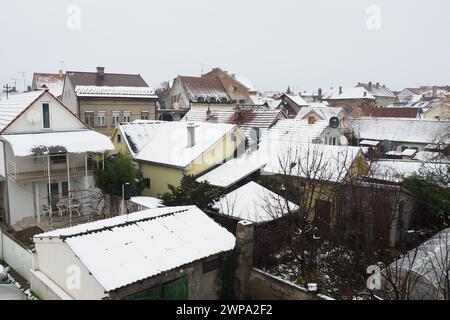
[413,151,449,163]
[284,94,309,107]
[213,181,298,223]
[117,121,166,156]
[356,83,396,98]
[75,86,157,98]
[350,118,450,145]
[196,151,266,188]
[130,196,164,209]
[295,106,343,121]
[2,130,114,156]
[233,75,255,92]
[371,160,449,182]
[35,206,235,292]
[265,119,330,144]
[134,121,239,168]
[32,73,65,97]
[262,141,363,182]
[360,139,380,147]
[327,87,376,100]
[401,148,418,157]
[0,90,45,132]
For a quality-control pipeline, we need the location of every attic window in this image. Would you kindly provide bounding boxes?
[209,97,218,103]
[196,97,205,103]
[220,97,228,103]
[42,103,51,129]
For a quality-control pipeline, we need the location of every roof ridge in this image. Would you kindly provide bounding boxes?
[53,208,191,240]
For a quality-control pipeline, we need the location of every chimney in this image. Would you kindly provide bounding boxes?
[187,123,196,148]
[432,86,437,98]
[368,81,372,89]
[58,69,64,79]
[339,86,343,95]
[363,91,367,97]
[318,88,322,98]
[308,116,316,124]
[96,66,105,77]
[206,107,211,120]
[376,82,380,88]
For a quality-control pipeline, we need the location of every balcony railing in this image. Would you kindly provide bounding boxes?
[7,154,100,182]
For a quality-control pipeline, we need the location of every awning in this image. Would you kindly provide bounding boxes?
[2,130,114,157]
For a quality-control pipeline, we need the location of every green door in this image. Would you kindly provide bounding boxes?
[122,276,188,300]
[163,276,188,300]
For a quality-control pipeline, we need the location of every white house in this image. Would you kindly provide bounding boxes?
[0,90,114,231]
[31,205,236,300]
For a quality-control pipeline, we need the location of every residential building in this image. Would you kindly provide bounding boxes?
[62,67,158,136]
[295,105,348,130]
[423,102,450,120]
[30,205,236,300]
[182,106,286,143]
[357,106,421,119]
[356,82,397,107]
[111,121,246,196]
[349,118,450,155]
[164,67,254,119]
[322,87,376,116]
[0,90,114,231]
[31,71,65,98]
[280,94,309,118]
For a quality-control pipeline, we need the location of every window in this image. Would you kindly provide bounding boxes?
[117,134,121,143]
[144,178,151,189]
[84,112,94,127]
[332,137,337,145]
[50,154,67,165]
[209,97,217,103]
[220,97,228,103]
[97,111,106,126]
[123,111,131,123]
[196,97,205,103]
[62,181,69,197]
[112,111,120,125]
[141,111,149,120]
[42,103,50,128]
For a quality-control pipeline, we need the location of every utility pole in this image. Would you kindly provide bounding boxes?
[3,84,10,99]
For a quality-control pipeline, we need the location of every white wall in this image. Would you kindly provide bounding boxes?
[0,229,33,281]
[33,238,106,300]
[8,179,35,225]
[61,78,79,115]
[4,92,85,134]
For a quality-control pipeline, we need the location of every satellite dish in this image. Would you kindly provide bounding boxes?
[340,136,348,146]
[27,110,41,124]
[329,117,340,128]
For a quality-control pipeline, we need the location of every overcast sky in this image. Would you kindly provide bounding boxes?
[1,0,449,93]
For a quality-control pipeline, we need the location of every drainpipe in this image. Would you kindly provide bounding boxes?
[1,139,11,226]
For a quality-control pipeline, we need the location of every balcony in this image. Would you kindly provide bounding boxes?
[7,153,100,183]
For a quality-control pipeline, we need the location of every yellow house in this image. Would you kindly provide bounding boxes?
[423,103,450,120]
[111,121,246,196]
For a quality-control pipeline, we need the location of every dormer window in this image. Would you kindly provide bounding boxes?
[209,97,218,103]
[196,97,205,103]
[220,97,228,103]
[42,103,50,128]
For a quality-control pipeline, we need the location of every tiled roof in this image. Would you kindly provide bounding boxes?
[357,83,396,98]
[66,71,149,88]
[179,76,230,101]
[359,106,420,118]
[75,86,157,98]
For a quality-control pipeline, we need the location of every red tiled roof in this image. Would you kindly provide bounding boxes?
[66,71,148,88]
[360,106,419,118]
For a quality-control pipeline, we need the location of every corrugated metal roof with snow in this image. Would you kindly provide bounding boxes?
[35,206,236,292]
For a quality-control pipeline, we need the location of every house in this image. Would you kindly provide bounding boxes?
[164,67,254,119]
[356,82,396,107]
[111,121,246,196]
[280,94,309,118]
[30,205,236,300]
[267,119,348,146]
[0,90,114,231]
[322,87,376,116]
[182,106,286,143]
[397,88,424,104]
[61,67,158,136]
[31,71,65,98]
[423,102,450,120]
[349,118,450,155]
[295,105,348,130]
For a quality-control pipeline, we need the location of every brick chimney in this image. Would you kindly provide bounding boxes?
[432,86,437,98]
[368,82,372,90]
[376,82,380,88]
[58,69,64,79]
[318,88,322,98]
[339,86,343,95]
[96,66,105,77]
[187,123,196,148]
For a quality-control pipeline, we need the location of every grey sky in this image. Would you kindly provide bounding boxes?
[1,0,449,93]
